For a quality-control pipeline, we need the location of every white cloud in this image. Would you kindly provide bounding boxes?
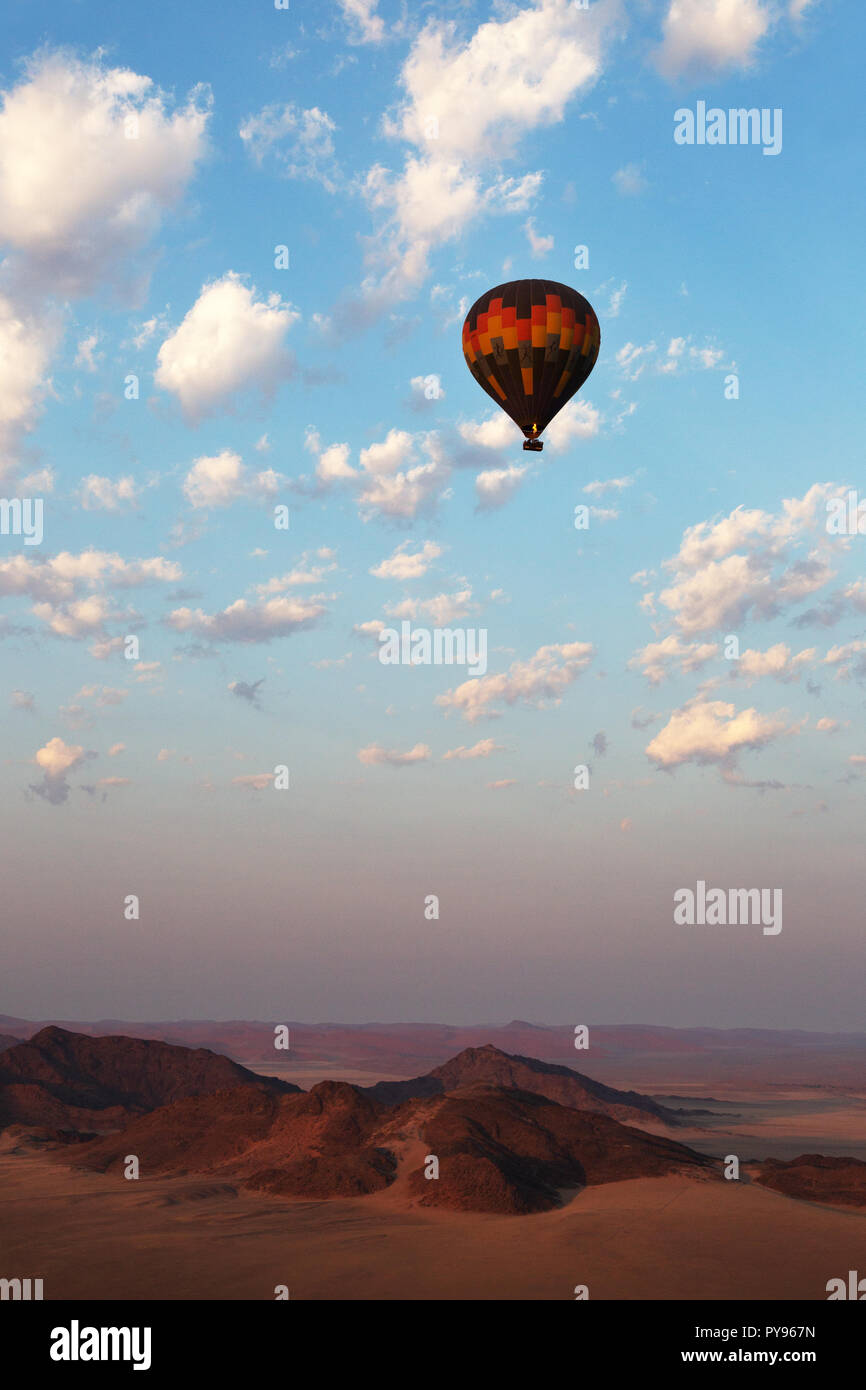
[646,695,797,773]
[616,341,657,380]
[341,0,617,320]
[79,475,139,511]
[604,281,628,317]
[436,640,593,722]
[357,432,449,521]
[31,735,90,803]
[524,217,554,258]
[232,773,275,790]
[458,413,519,452]
[386,587,476,625]
[485,172,545,213]
[0,551,179,601]
[357,742,431,766]
[690,344,726,369]
[385,1,612,162]
[239,104,339,192]
[733,643,816,683]
[74,333,102,372]
[130,314,167,350]
[255,551,337,592]
[612,163,647,196]
[442,738,504,760]
[0,52,207,482]
[304,427,356,484]
[653,0,772,79]
[135,661,162,683]
[338,0,386,44]
[165,594,327,644]
[359,429,416,476]
[155,274,299,419]
[311,652,352,669]
[31,594,127,640]
[475,464,528,511]
[0,51,210,298]
[0,549,180,639]
[302,424,450,524]
[584,474,635,497]
[616,336,727,380]
[544,398,601,450]
[74,684,128,707]
[19,467,54,493]
[630,634,719,685]
[658,485,845,636]
[36,737,83,776]
[0,293,62,484]
[370,539,443,580]
[824,639,866,682]
[183,450,283,509]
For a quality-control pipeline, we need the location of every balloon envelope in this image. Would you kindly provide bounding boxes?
[461,279,600,447]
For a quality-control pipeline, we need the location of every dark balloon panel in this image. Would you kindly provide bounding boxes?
[461,279,600,449]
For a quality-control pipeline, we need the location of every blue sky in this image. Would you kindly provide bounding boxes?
[1,0,864,1027]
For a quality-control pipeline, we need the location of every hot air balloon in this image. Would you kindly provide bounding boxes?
[461,279,600,451]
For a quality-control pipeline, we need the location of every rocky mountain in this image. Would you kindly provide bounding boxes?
[0,1025,299,1132]
[72,1080,396,1198]
[755,1153,866,1208]
[364,1044,686,1126]
[399,1083,715,1213]
[68,1068,716,1213]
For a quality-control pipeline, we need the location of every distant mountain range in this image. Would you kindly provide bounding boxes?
[1,1025,860,1214]
[2,1015,864,1087]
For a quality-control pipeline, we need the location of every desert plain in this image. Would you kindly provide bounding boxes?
[1,1020,864,1301]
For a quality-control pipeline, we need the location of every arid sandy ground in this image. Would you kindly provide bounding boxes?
[2,1082,865,1301]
